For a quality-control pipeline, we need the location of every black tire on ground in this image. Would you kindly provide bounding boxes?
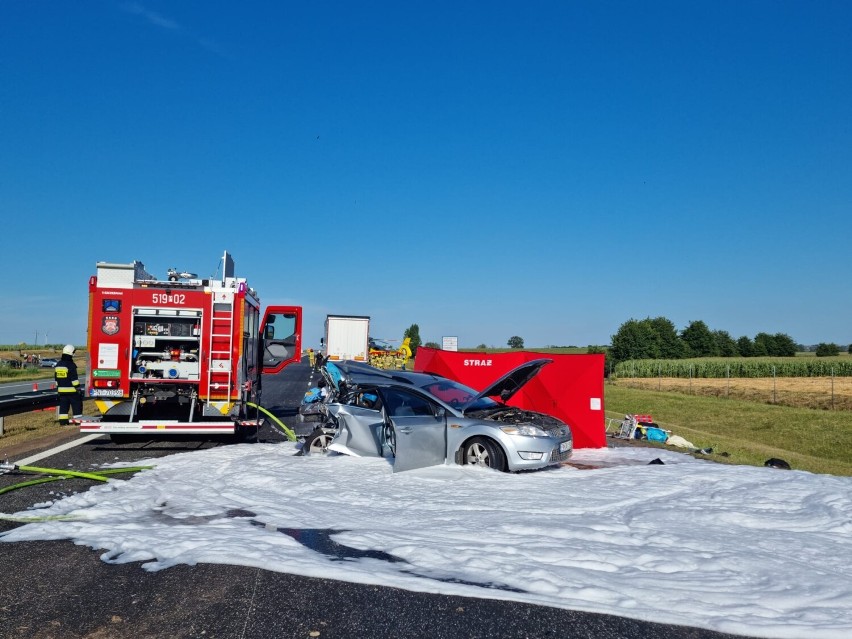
[461,437,506,471]
[302,429,334,455]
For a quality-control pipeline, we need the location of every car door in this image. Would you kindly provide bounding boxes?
[327,403,386,457]
[261,306,303,373]
[382,387,447,473]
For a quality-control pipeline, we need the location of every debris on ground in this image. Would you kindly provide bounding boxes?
[608,414,731,460]
[666,434,695,449]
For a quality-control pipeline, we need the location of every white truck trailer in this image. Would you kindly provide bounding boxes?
[323,315,370,362]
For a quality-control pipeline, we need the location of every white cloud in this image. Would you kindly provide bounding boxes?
[121,2,179,31]
[119,2,227,56]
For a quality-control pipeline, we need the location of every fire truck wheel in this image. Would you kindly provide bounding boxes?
[302,429,334,455]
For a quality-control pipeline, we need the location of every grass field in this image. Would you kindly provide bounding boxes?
[618,375,852,411]
[0,409,61,454]
[605,383,852,476]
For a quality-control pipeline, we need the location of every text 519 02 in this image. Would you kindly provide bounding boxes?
[152,293,186,305]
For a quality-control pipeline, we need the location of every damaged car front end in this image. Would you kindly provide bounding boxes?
[306,359,573,473]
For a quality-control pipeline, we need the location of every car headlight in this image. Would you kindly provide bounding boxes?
[500,424,548,437]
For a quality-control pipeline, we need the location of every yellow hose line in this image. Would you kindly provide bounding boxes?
[94,466,155,475]
[247,402,296,441]
[0,476,70,496]
[18,466,111,482]
[0,467,152,499]
[0,513,85,523]
[9,465,153,484]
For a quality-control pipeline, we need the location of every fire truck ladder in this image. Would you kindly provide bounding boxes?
[206,291,234,410]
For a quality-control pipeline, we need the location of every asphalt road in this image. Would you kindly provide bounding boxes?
[0,378,58,396]
[0,359,752,639]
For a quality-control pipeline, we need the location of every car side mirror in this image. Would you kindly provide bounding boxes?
[434,406,446,419]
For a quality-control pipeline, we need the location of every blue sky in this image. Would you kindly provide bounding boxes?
[1,1,850,349]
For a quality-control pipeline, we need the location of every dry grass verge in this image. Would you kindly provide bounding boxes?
[0,410,79,461]
[618,376,852,411]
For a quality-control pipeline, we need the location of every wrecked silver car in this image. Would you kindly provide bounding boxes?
[302,359,572,473]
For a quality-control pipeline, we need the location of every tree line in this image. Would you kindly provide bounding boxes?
[406,318,847,364]
[609,318,800,365]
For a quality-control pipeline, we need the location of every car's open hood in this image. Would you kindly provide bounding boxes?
[462,358,552,410]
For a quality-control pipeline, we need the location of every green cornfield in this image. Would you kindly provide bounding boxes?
[614,357,852,379]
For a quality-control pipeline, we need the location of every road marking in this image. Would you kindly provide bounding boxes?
[1,380,51,395]
[15,434,105,466]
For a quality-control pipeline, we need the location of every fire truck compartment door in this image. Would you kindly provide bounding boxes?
[262,305,303,373]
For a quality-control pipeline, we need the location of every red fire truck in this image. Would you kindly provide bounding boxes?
[81,252,302,441]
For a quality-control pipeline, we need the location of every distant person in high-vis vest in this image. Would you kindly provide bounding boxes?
[55,344,83,425]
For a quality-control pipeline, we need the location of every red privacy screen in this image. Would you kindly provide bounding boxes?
[414,348,606,449]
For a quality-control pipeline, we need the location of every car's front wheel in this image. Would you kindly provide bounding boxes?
[461,437,506,471]
[302,429,334,455]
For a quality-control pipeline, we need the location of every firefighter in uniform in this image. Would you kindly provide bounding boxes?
[55,344,83,425]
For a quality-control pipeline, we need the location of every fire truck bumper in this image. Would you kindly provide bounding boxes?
[79,420,262,436]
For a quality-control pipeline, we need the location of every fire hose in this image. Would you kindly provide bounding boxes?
[0,463,153,498]
[246,402,296,441]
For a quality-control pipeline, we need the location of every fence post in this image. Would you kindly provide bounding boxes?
[0,415,4,436]
[772,365,776,404]
[831,367,835,410]
[658,362,661,390]
[724,364,729,398]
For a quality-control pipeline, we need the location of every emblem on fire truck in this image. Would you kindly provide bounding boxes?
[102,315,120,335]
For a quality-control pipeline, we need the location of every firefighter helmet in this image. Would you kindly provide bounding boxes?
[62,344,76,355]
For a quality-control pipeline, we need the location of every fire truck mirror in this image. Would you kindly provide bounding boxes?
[264,325,275,339]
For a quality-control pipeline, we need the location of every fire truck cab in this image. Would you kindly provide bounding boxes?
[82,251,301,440]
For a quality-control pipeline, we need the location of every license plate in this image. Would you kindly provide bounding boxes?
[91,389,123,397]
[559,441,571,453]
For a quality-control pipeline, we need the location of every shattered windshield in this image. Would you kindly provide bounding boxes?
[420,379,499,411]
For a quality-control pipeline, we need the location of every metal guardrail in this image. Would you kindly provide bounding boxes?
[0,389,60,418]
